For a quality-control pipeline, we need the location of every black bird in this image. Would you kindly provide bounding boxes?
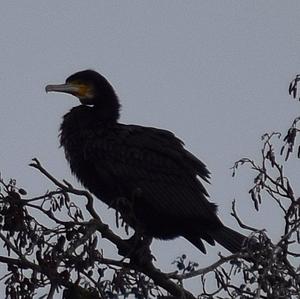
[46,70,246,254]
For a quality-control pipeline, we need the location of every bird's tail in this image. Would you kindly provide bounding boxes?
[210,226,246,253]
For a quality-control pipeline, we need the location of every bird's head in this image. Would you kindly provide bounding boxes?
[45,69,117,106]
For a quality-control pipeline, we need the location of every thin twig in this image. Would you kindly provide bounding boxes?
[231,200,258,232]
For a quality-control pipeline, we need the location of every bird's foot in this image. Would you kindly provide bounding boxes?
[118,234,154,265]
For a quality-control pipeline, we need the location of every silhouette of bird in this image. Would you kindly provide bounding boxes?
[46,70,246,254]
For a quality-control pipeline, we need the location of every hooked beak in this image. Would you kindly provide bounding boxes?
[45,83,81,95]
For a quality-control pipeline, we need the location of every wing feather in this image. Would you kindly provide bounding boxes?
[86,124,216,220]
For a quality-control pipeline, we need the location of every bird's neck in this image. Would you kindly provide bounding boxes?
[93,100,120,122]
[63,104,120,129]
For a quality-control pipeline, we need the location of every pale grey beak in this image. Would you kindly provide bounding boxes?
[45,83,80,94]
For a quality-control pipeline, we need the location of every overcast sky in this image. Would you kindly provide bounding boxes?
[1,1,300,296]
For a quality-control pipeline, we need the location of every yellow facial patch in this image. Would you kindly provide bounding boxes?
[76,83,90,97]
[67,82,94,99]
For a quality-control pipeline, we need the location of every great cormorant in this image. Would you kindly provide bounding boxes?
[46,70,246,254]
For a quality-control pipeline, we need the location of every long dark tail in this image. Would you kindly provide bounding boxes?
[185,226,246,254]
[210,226,246,253]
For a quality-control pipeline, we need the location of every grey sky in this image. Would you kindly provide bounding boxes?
[1,1,300,296]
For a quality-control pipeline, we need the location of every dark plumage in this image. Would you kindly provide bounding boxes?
[46,70,246,254]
